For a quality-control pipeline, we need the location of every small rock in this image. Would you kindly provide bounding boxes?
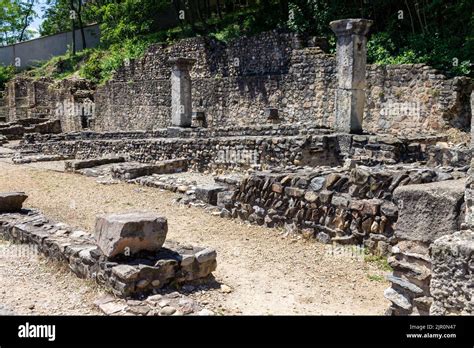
[220,285,233,294]
[160,306,177,316]
[158,299,171,308]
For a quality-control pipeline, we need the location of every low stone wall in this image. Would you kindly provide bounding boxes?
[18,134,343,171]
[0,211,217,298]
[0,119,61,140]
[223,166,466,255]
[18,130,467,173]
[22,123,332,143]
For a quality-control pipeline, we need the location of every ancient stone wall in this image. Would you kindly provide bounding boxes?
[21,128,469,171]
[0,210,217,298]
[2,31,470,136]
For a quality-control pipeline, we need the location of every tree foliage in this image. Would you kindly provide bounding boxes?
[33,0,473,77]
[0,0,36,45]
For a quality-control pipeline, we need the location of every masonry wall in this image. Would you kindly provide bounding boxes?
[93,31,472,135]
[3,31,472,135]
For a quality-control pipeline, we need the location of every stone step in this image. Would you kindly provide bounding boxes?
[111,159,188,180]
[64,156,125,172]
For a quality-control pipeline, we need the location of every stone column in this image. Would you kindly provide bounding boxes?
[169,57,196,127]
[330,18,372,134]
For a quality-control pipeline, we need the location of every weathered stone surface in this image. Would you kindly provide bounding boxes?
[387,275,423,295]
[429,230,473,315]
[195,185,225,205]
[216,191,234,210]
[384,287,412,311]
[0,192,28,212]
[111,159,187,180]
[94,212,168,258]
[394,180,465,243]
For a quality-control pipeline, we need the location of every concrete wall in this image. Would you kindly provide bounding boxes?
[0,24,100,69]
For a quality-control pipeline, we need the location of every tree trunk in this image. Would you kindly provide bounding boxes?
[70,0,76,55]
[76,0,87,49]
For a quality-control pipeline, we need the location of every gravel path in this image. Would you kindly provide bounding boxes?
[0,240,103,315]
[0,160,390,315]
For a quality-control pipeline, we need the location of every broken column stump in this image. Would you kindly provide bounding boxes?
[95,212,168,259]
[0,192,28,213]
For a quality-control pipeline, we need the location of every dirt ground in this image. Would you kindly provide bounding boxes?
[0,159,390,315]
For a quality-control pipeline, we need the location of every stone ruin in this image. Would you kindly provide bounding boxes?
[0,192,217,302]
[0,18,472,316]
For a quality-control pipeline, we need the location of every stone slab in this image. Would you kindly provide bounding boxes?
[94,212,168,258]
[0,192,28,213]
[394,180,465,243]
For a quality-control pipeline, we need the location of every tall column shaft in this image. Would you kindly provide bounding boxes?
[169,57,196,127]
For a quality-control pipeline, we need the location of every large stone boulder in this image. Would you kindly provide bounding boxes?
[393,180,465,243]
[94,212,168,258]
[0,192,28,213]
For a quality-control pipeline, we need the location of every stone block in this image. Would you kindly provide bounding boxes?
[65,157,125,171]
[394,180,465,243]
[94,212,168,258]
[0,192,27,213]
[216,191,234,210]
[195,185,225,205]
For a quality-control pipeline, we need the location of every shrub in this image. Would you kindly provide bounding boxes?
[0,65,15,89]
